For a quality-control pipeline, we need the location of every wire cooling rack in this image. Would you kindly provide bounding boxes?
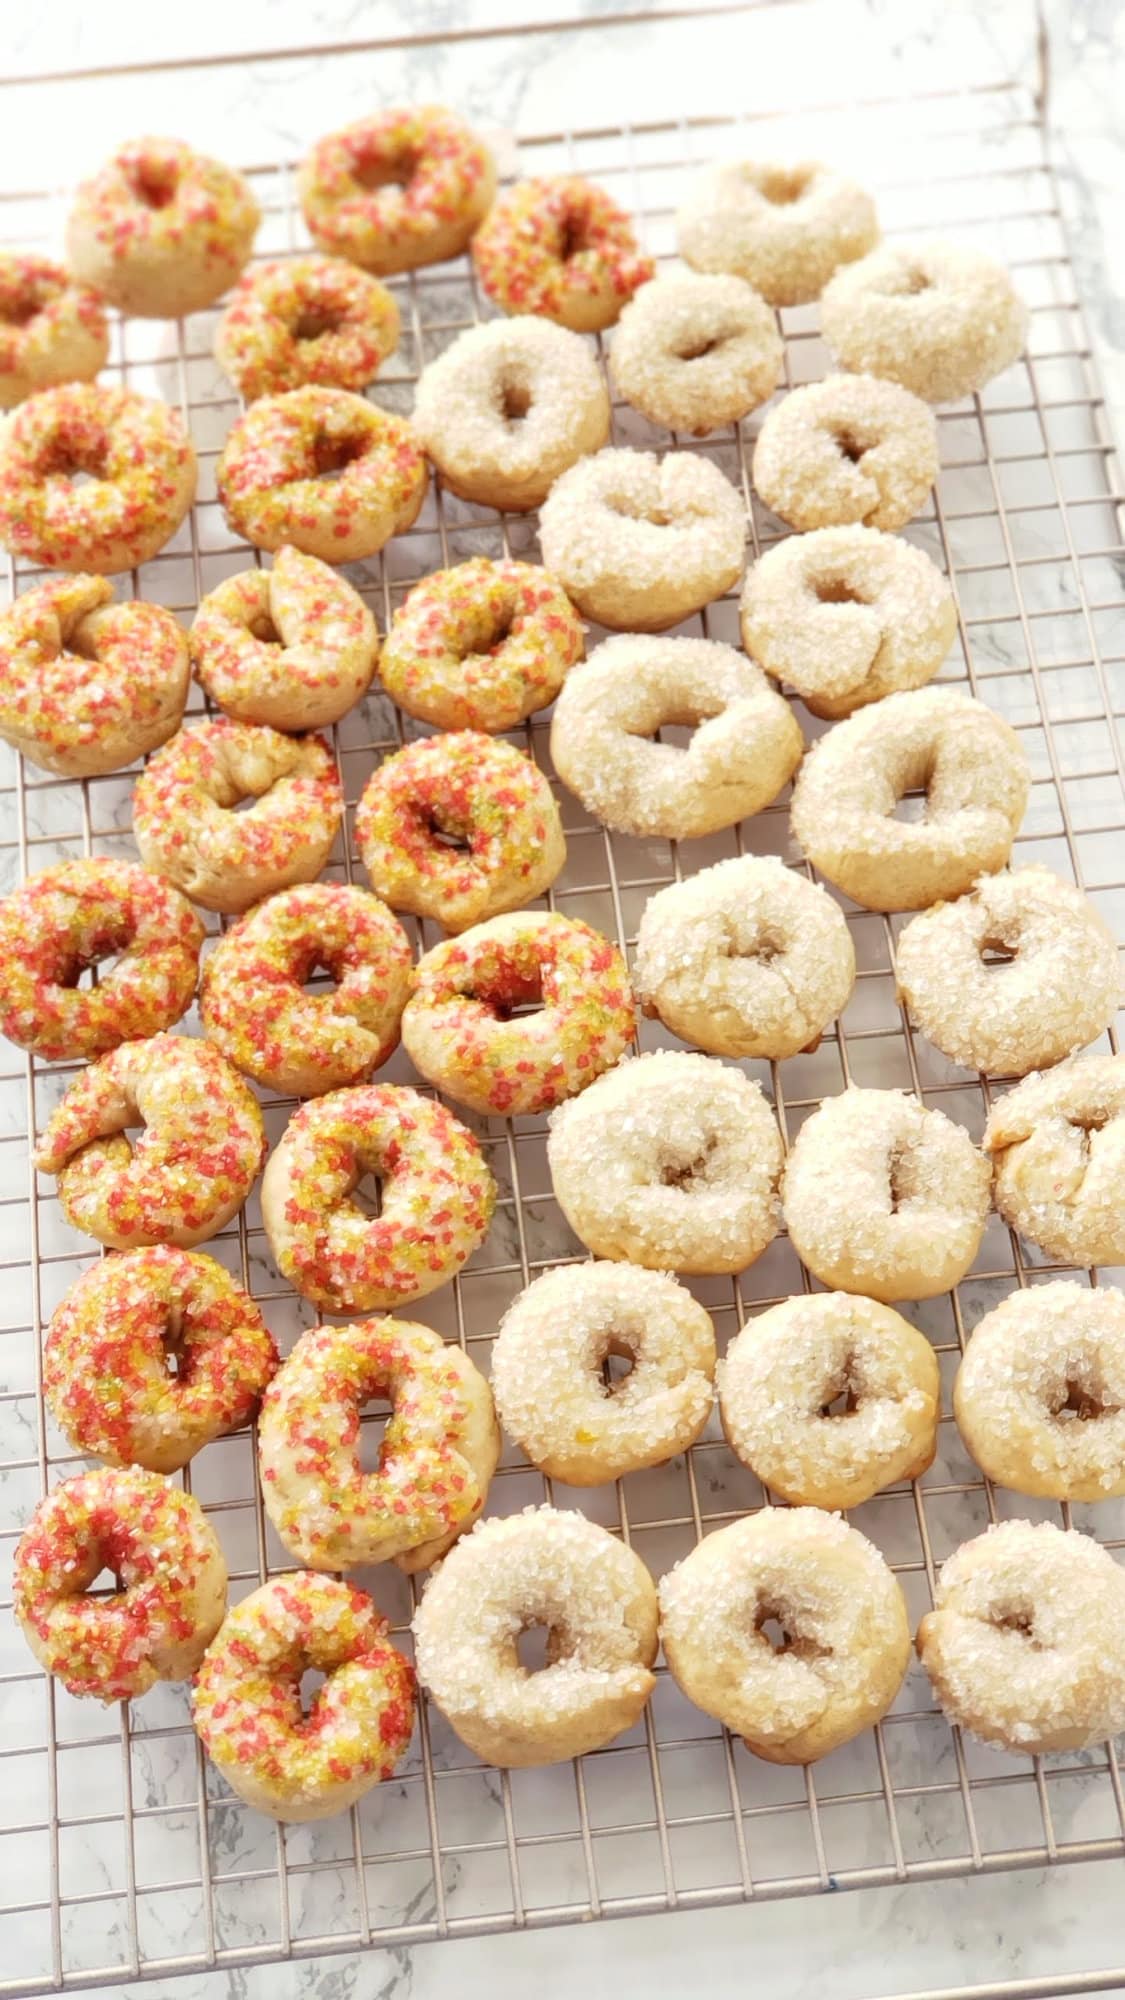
[2,46,1125,2000]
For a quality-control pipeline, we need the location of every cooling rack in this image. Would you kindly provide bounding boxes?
[2,35,1125,2000]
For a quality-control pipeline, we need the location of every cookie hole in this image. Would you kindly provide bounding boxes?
[126,160,179,210]
[832,430,867,466]
[299,1667,328,1716]
[516,1621,552,1672]
[312,432,367,481]
[757,166,812,207]
[294,309,343,343]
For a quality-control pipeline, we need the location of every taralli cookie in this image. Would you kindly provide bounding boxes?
[402,911,635,1118]
[133,719,343,915]
[260,1083,495,1314]
[66,136,259,318]
[491,1262,716,1485]
[378,558,584,733]
[13,1467,227,1702]
[821,240,1028,404]
[916,1520,1125,1753]
[200,882,412,1097]
[194,1574,415,1822]
[216,387,427,562]
[550,634,802,839]
[634,855,855,1060]
[258,1316,498,1572]
[34,1032,266,1251]
[752,375,939,533]
[356,731,564,934]
[895,867,1120,1076]
[538,447,746,631]
[190,546,378,732]
[298,106,496,275]
[609,272,783,435]
[790,687,1028,909]
[983,1056,1125,1266]
[0,254,108,408]
[0,858,203,1062]
[548,1050,783,1274]
[412,1506,659,1766]
[44,1247,278,1474]
[0,383,196,574]
[955,1283,1125,1501]
[719,1293,940,1509]
[0,575,190,778]
[740,524,956,721]
[677,159,879,308]
[215,255,400,400]
[783,1087,990,1302]
[412,316,610,511]
[658,1510,910,1764]
[473,176,653,333]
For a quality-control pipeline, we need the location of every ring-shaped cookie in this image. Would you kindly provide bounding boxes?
[412,316,610,511]
[895,866,1120,1076]
[260,1082,496,1314]
[790,686,1028,909]
[782,1086,990,1302]
[634,854,855,1059]
[550,634,803,839]
[548,1050,783,1275]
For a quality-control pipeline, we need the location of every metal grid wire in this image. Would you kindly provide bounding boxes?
[1,64,1125,1999]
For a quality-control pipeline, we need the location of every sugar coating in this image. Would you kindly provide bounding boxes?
[379,557,584,734]
[0,575,190,778]
[412,1505,659,1767]
[258,1315,498,1573]
[955,1282,1125,1502]
[200,881,413,1097]
[356,730,565,934]
[0,382,197,575]
[752,374,938,533]
[658,1509,910,1763]
[412,316,610,511]
[133,717,344,915]
[14,1466,227,1703]
[634,854,855,1060]
[260,1081,496,1314]
[0,253,107,408]
[676,159,878,308]
[821,239,1028,404]
[916,1519,1125,1752]
[472,177,654,333]
[215,254,400,401]
[45,1246,278,1474]
[216,386,427,562]
[35,1031,267,1251]
[741,523,956,721]
[719,1292,939,1509]
[193,1573,415,1822]
[190,545,379,732]
[491,1261,716,1485]
[782,1086,990,1302]
[298,106,496,276]
[66,136,259,318]
[0,857,203,1062]
[403,909,635,1118]
[790,685,1028,909]
[609,272,783,434]
[537,447,746,632]
[548,1049,784,1275]
[550,633,802,839]
[984,1055,1125,1266]
[895,866,1121,1076]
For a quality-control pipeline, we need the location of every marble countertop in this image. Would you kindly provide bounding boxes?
[1,5,1124,1999]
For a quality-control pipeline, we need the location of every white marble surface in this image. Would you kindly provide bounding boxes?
[0,5,1123,2000]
